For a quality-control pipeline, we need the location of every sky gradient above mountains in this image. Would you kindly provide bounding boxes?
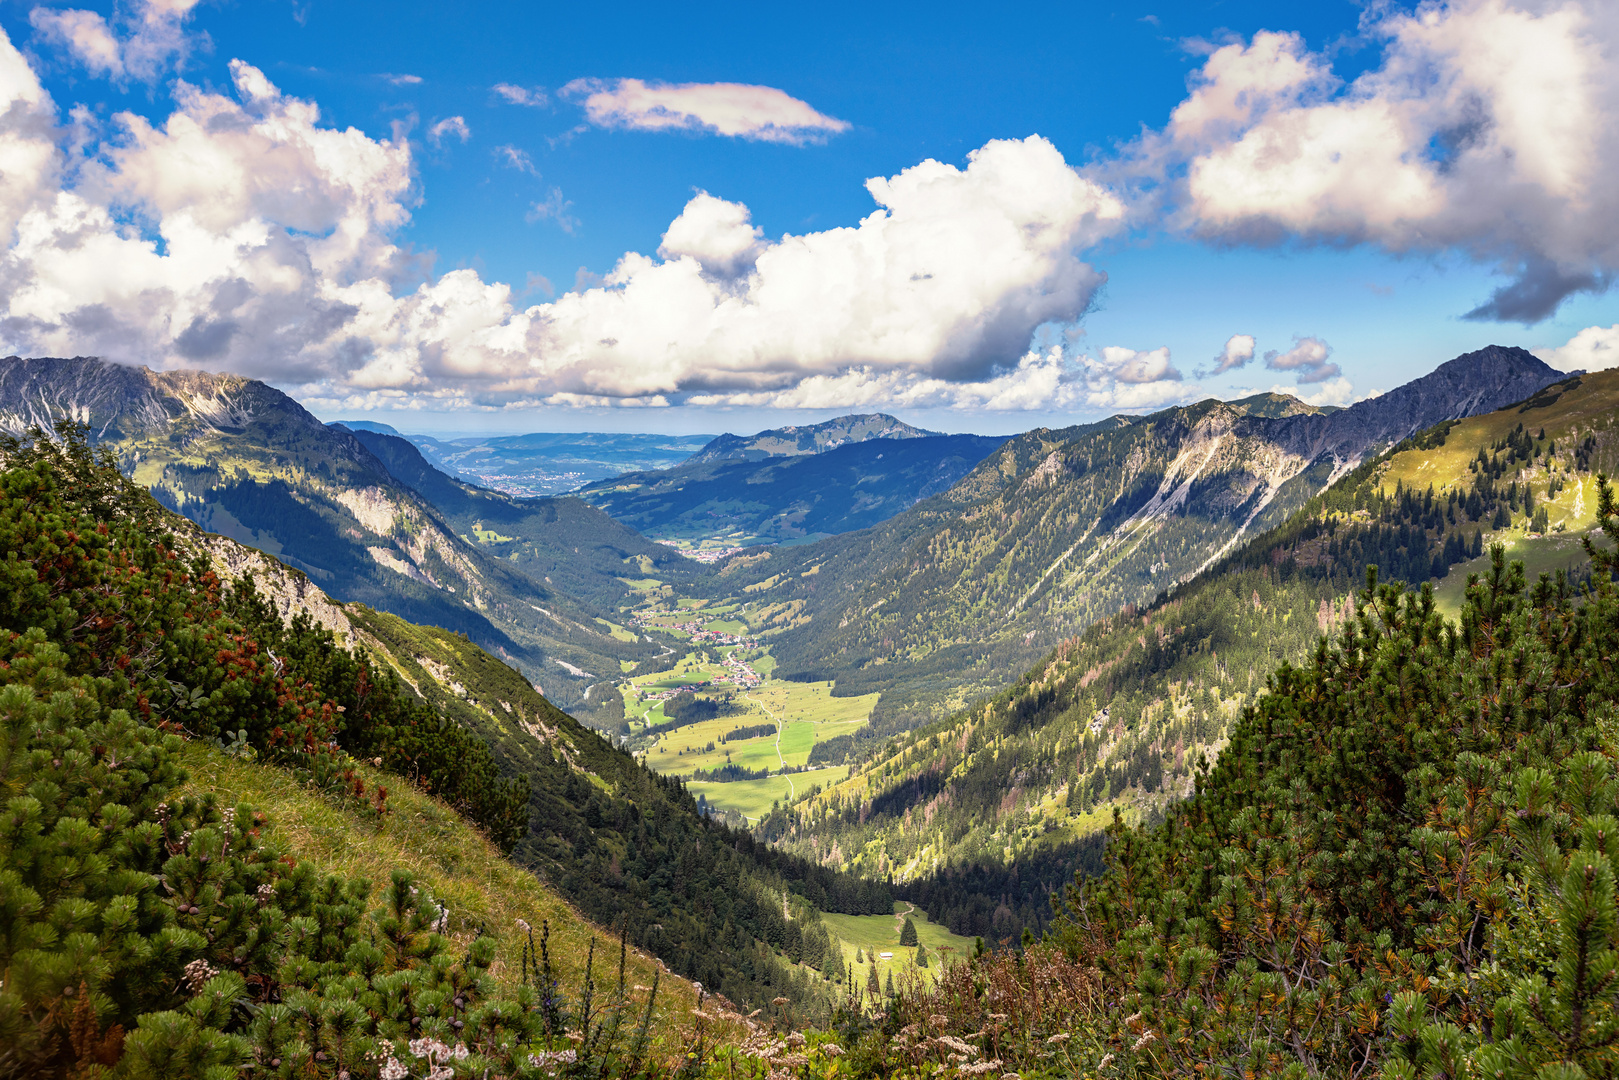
[0,0,1616,434]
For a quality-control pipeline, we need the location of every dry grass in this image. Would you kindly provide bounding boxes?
[175,742,696,1040]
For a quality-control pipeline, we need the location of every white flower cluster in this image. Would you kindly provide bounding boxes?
[404,1036,469,1080]
[526,1048,577,1077]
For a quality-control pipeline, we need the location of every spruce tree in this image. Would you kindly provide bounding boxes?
[899,916,918,947]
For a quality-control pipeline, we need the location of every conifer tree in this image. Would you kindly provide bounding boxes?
[899,916,918,947]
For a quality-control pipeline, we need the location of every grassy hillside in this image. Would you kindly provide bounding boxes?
[174,741,693,1028]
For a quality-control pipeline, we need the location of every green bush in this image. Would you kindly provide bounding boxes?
[1035,486,1619,1077]
[0,636,664,1079]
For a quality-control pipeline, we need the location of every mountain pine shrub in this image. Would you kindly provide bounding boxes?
[1026,484,1619,1077]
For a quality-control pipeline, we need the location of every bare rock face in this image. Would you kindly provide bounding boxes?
[0,356,318,440]
[193,530,355,645]
[1265,345,1567,465]
[1125,344,1568,566]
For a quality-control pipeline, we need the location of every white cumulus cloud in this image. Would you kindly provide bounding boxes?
[0,32,1126,413]
[687,344,1195,414]
[1099,345,1181,384]
[1536,323,1619,371]
[29,0,205,83]
[1121,0,1619,323]
[562,77,850,145]
[427,116,470,146]
[492,83,547,107]
[1263,336,1339,384]
[1210,333,1255,375]
[656,192,763,279]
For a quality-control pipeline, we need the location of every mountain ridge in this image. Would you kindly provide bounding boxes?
[578,432,1008,547]
[755,363,1615,944]
[717,345,1567,728]
[687,412,942,464]
[0,355,660,713]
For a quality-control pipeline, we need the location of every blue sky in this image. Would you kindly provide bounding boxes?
[1,0,1615,436]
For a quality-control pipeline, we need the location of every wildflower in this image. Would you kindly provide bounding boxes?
[380,1058,408,1080]
[452,1043,469,1060]
[410,1036,452,1060]
[1132,1030,1156,1051]
[528,1049,577,1067]
[1099,1053,1115,1069]
[516,918,531,934]
[1046,1033,1071,1044]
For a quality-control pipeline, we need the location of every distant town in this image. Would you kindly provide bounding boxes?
[655,539,751,563]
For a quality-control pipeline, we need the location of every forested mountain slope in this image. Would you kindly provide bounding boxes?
[686,413,939,464]
[340,425,710,616]
[578,433,1006,545]
[819,519,1619,1079]
[0,355,660,711]
[757,367,1618,945]
[724,346,1566,730]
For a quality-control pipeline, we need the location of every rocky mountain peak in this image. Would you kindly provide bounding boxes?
[0,355,320,440]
